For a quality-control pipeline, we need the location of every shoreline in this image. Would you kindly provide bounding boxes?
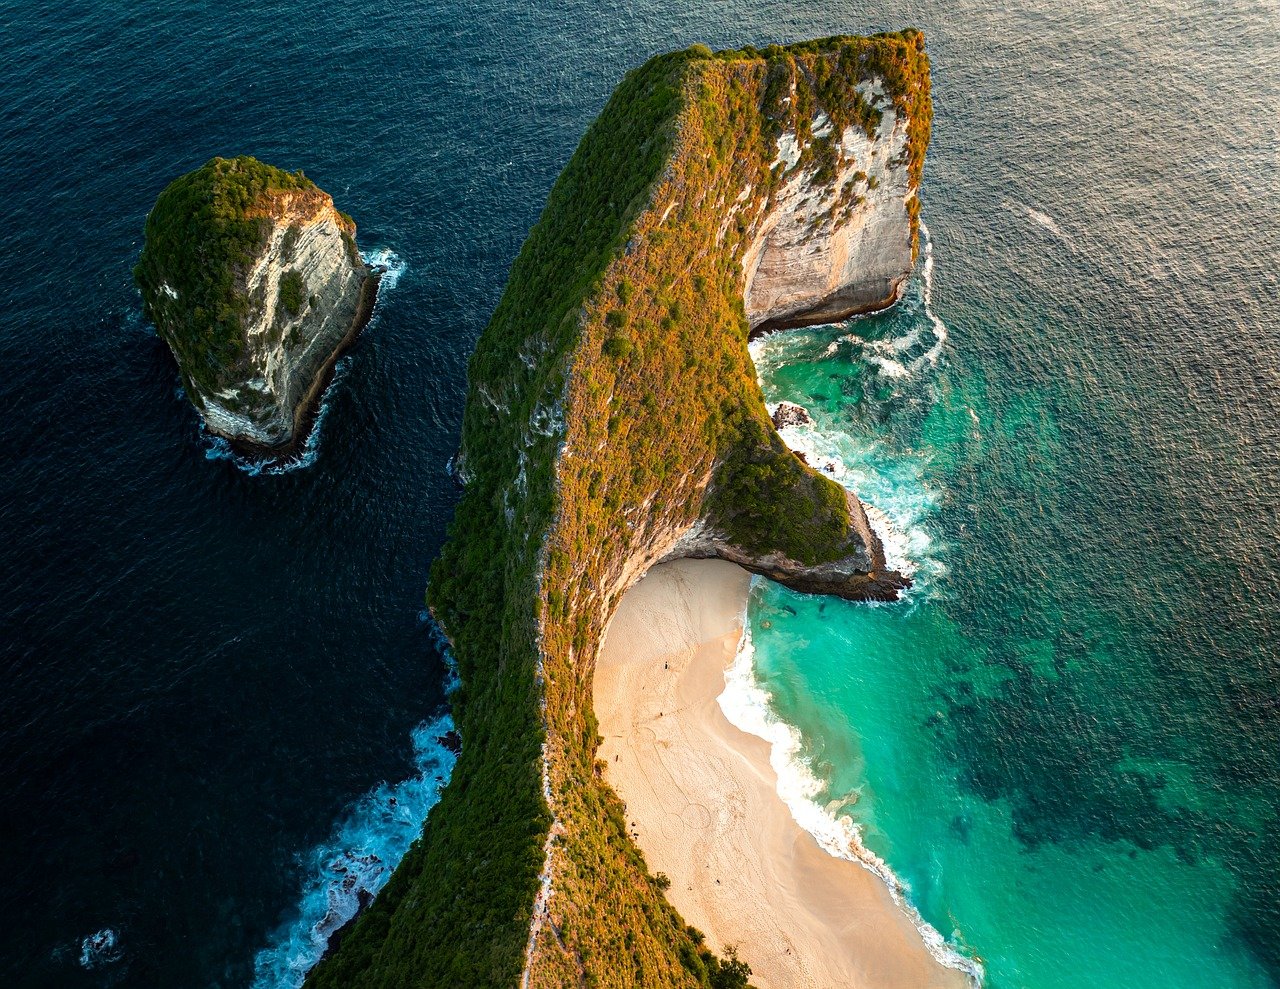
[594,558,972,989]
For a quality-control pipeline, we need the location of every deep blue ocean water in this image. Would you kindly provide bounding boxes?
[1,0,1275,986]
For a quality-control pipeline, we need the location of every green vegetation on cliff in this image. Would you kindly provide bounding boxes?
[133,156,322,398]
[310,32,929,989]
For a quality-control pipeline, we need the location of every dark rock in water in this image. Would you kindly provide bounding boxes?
[771,400,814,430]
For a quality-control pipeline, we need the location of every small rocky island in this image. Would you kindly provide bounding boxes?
[134,156,377,454]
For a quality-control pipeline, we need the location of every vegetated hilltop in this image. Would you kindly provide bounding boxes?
[135,156,376,453]
[310,31,930,989]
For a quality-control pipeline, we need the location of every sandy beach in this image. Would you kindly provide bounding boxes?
[594,559,969,989]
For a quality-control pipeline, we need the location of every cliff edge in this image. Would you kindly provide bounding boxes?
[311,32,930,989]
[135,156,377,454]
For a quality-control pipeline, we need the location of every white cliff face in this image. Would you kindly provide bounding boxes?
[744,80,914,331]
[195,196,372,451]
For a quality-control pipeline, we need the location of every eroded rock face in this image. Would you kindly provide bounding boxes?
[136,157,376,454]
[745,80,914,333]
[202,204,373,450]
[310,36,931,989]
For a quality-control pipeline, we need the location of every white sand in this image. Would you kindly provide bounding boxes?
[594,559,969,989]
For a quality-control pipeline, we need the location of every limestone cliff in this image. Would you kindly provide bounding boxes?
[310,32,930,989]
[744,78,916,332]
[135,156,376,453]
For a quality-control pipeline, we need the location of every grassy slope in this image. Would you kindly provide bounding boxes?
[309,33,929,989]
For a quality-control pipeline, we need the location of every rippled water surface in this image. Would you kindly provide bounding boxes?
[1,0,1275,985]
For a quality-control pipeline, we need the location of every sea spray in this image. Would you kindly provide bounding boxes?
[250,710,457,989]
[199,354,352,475]
[78,927,123,970]
[752,316,947,591]
[360,247,407,292]
[917,219,949,368]
[717,618,984,985]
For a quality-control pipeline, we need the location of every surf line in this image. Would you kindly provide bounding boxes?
[250,621,457,989]
[718,614,984,985]
[249,711,458,989]
[915,219,950,369]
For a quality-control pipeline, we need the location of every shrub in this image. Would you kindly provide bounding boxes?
[134,156,322,394]
[278,269,305,317]
[603,335,633,359]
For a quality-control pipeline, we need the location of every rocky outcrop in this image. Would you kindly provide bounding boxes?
[661,489,906,600]
[198,201,375,451]
[771,400,815,430]
[135,157,377,455]
[745,80,915,334]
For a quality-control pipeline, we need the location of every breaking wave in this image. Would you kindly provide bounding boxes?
[717,622,983,985]
[198,354,353,475]
[734,219,980,979]
[750,221,952,595]
[78,927,123,970]
[249,711,457,989]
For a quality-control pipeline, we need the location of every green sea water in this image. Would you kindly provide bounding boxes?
[740,226,1278,987]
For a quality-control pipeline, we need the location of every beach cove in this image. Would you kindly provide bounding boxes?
[595,559,969,989]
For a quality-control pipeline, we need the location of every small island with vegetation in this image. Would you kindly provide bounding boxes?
[135,155,378,455]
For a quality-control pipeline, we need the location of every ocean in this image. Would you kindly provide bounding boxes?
[1,0,1275,986]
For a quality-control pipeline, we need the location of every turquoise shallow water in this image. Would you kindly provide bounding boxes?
[744,225,1277,987]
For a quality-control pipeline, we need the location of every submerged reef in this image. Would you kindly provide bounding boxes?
[311,31,930,988]
[135,156,377,454]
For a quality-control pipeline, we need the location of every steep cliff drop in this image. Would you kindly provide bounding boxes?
[310,32,931,989]
[135,156,377,456]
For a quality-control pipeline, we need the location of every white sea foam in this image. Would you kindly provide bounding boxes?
[79,927,122,969]
[362,247,407,290]
[888,322,923,354]
[772,419,942,592]
[1001,200,1072,246]
[917,219,950,368]
[762,218,950,592]
[718,622,984,986]
[199,356,353,475]
[250,712,457,989]
[1025,207,1063,238]
[735,218,979,980]
[861,501,918,579]
[866,354,911,378]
